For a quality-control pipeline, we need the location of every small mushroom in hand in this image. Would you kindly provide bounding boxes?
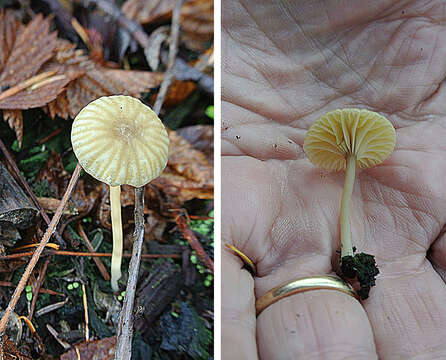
[71,95,169,291]
[303,108,396,299]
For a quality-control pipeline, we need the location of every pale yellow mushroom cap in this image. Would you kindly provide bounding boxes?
[71,95,169,187]
[303,108,396,171]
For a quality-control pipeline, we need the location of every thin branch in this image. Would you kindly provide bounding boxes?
[153,0,184,115]
[0,163,82,334]
[77,222,110,281]
[115,1,184,358]
[29,257,51,321]
[0,138,66,247]
[175,213,214,272]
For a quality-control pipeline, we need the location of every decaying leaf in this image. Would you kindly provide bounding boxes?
[2,110,22,147]
[0,12,56,87]
[0,11,163,142]
[153,131,213,203]
[161,80,196,108]
[180,0,214,51]
[60,336,116,360]
[37,197,78,216]
[122,0,212,51]
[66,68,163,117]
[177,125,213,163]
[122,0,175,25]
[35,151,69,198]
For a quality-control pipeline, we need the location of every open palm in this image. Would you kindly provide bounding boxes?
[222,1,446,359]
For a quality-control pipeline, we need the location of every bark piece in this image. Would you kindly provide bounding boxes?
[135,261,183,330]
[0,162,37,229]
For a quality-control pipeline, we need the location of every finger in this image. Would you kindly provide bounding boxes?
[257,290,377,360]
[222,250,258,359]
[363,263,446,358]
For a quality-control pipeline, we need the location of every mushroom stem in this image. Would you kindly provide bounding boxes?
[110,185,123,292]
[340,154,356,257]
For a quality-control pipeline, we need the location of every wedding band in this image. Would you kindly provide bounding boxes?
[256,275,359,316]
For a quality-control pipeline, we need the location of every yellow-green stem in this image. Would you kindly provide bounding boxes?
[340,155,356,257]
[110,185,122,291]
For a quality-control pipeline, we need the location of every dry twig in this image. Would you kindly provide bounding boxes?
[115,1,185,358]
[175,213,214,271]
[29,257,51,321]
[0,163,82,335]
[78,222,110,281]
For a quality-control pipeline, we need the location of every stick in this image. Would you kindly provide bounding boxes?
[0,163,82,334]
[175,213,213,271]
[78,222,110,281]
[153,0,184,115]
[82,283,89,342]
[29,257,51,321]
[115,2,184,358]
[0,139,66,247]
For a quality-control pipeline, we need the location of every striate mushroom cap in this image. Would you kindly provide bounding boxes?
[303,108,396,171]
[71,95,169,187]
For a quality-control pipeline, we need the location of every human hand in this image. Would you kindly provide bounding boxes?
[222,1,446,359]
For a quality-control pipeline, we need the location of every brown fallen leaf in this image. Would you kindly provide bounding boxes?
[35,151,69,198]
[180,0,214,51]
[2,110,22,147]
[66,68,163,117]
[60,336,116,360]
[0,13,83,145]
[153,131,213,203]
[37,197,78,216]
[0,11,163,145]
[122,0,175,25]
[0,12,56,87]
[42,39,163,118]
[159,79,196,108]
[177,125,213,163]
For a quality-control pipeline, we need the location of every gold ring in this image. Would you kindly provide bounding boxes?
[256,275,359,316]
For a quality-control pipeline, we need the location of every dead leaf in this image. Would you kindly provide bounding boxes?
[0,13,78,110]
[161,80,196,108]
[145,25,170,71]
[180,0,214,51]
[122,0,175,25]
[153,131,213,203]
[144,211,167,241]
[2,110,22,147]
[46,91,70,120]
[60,336,116,360]
[122,0,212,51]
[177,125,213,163]
[0,12,56,87]
[66,67,163,117]
[37,197,78,216]
[35,151,69,198]
[0,12,79,145]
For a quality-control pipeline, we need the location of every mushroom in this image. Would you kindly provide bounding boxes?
[71,95,169,291]
[303,108,396,299]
